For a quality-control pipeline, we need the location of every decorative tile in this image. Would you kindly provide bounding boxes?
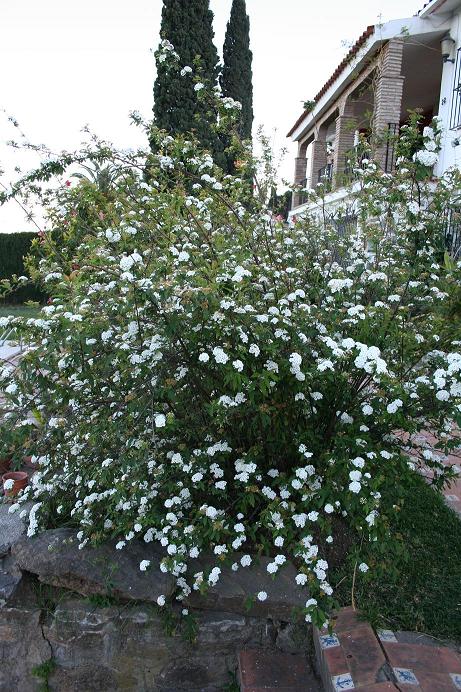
[319,633,340,649]
[445,494,460,502]
[451,673,461,690]
[377,629,398,643]
[393,668,419,685]
[332,673,355,690]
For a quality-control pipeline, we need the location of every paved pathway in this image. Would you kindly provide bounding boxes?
[239,607,461,690]
[314,607,461,691]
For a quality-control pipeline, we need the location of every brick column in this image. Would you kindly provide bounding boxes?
[308,124,328,188]
[333,101,357,188]
[292,144,308,208]
[294,155,307,184]
[373,39,405,171]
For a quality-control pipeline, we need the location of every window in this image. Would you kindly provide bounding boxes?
[450,47,461,129]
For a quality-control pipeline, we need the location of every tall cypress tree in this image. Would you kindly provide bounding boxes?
[153,0,219,154]
[220,0,253,141]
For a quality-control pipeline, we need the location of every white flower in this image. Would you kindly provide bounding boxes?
[317,359,334,372]
[120,255,134,271]
[199,352,210,362]
[3,479,14,491]
[386,399,403,414]
[212,347,229,364]
[358,562,369,573]
[139,560,151,571]
[289,352,302,368]
[423,125,435,140]
[296,573,308,585]
[267,562,278,574]
[157,594,166,606]
[257,591,267,601]
[154,414,166,428]
[232,359,244,372]
[240,554,252,567]
[232,266,251,282]
[194,82,205,92]
[324,503,334,514]
[328,278,353,293]
[249,344,260,357]
[208,566,221,585]
[349,481,361,494]
[205,506,218,519]
[349,470,362,482]
[352,457,365,468]
[436,390,450,401]
[413,149,438,167]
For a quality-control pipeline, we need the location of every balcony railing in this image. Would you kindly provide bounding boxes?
[444,208,461,259]
[317,163,333,189]
[384,123,399,173]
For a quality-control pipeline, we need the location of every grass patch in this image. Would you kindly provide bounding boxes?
[0,304,41,319]
[334,474,461,642]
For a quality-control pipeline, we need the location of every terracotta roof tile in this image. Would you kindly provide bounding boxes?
[287,25,375,138]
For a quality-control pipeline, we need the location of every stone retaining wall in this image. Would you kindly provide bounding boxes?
[0,522,312,691]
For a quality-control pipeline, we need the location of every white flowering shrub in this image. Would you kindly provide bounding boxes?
[1,53,461,627]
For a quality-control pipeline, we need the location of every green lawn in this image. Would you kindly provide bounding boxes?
[334,475,461,643]
[0,304,41,319]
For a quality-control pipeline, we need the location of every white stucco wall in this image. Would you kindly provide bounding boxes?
[436,7,461,174]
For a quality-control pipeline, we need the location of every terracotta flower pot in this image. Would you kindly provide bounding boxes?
[2,471,28,497]
[0,458,11,475]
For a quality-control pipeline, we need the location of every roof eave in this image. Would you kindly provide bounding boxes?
[287,15,449,142]
[419,0,450,17]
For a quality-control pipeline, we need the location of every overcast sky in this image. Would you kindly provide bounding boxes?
[0,0,423,233]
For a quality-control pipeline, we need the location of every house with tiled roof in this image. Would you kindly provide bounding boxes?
[288,0,461,230]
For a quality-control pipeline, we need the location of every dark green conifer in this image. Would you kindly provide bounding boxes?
[220,0,253,141]
[153,0,219,155]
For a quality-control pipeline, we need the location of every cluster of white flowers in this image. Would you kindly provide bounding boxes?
[1,96,459,630]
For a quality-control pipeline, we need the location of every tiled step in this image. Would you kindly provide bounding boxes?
[314,607,391,691]
[314,606,461,691]
[238,649,322,691]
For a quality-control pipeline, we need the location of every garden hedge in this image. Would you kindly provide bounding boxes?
[0,232,44,304]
